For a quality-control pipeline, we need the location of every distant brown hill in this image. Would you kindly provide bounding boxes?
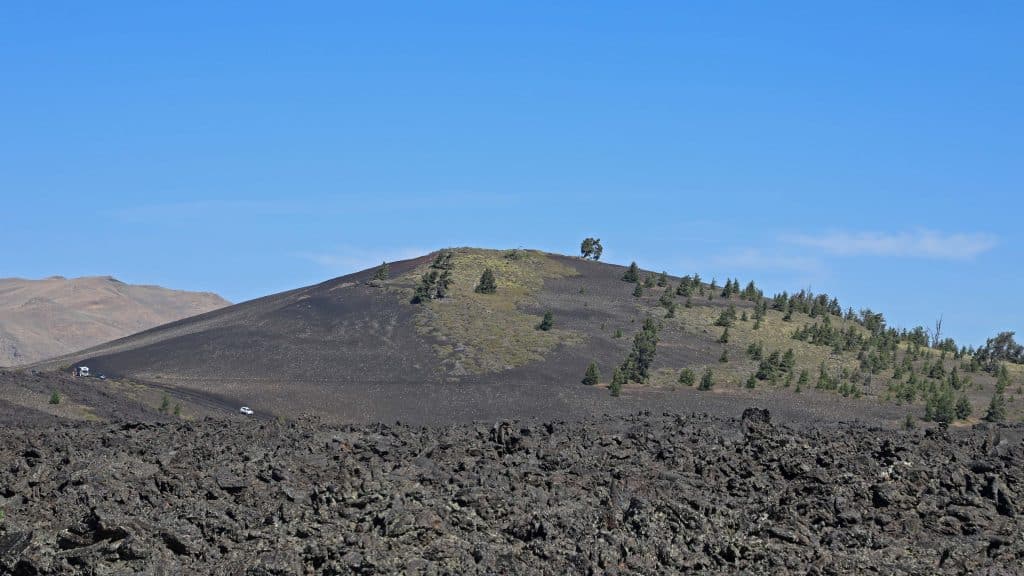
[0,275,229,366]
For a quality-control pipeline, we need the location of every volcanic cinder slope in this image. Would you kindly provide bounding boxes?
[30,248,1017,427]
[0,275,229,366]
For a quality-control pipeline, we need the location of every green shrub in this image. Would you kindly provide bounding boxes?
[49,392,61,405]
[699,368,715,391]
[474,268,498,294]
[678,368,696,386]
[537,311,554,331]
[609,367,625,397]
[622,262,640,283]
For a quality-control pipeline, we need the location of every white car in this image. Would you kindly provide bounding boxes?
[239,406,254,416]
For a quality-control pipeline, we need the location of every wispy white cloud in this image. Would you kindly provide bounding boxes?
[294,245,430,274]
[782,229,997,260]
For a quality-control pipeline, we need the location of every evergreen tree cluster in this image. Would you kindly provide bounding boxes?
[620,317,661,383]
[740,280,762,301]
[621,262,640,283]
[755,348,796,382]
[923,384,972,424]
[770,290,843,318]
[413,252,455,303]
[976,331,1024,373]
[714,304,738,327]
[792,315,871,352]
[674,274,702,297]
[720,278,740,298]
[373,261,390,281]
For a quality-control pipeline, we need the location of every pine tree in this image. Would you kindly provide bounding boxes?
[622,262,640,283]
[955,394,972,420]
[582,362,601,386]
[632,283,643,298]
[373,261,390,280]
[431,251,454,270]
[656,271,668,287]
[475,268,498,294]
[684,297,693,308]
[159,394,170,414]
[173,403,182,417]
[745,373,757,389]
[678,368,696,386]
[699,368,715,391]
[997,364,1010,393]
[985,388,1007,422]
[719,348,729,363]
[435,269,453,298]
[665,302,676,318]
[621,317,660,383]
[658,289,674,308]
[925,386,956,423]
[714,305,737,327]
[413,271,439,303]
[538,311,554,331]
[49,391,61,405]
[643,274,656,288]
[609,367,625,397]
[718,326,730,343]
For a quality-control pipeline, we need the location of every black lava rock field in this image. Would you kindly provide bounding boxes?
[1,410,1022,575]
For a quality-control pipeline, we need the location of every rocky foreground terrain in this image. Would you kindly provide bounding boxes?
[0,410,1021,575]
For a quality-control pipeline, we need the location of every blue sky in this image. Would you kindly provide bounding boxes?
[1,2,1020,346]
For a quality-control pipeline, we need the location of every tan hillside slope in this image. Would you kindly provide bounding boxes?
[0,275,229,366]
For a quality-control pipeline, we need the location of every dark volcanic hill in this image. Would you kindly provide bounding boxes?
[25,248,1019,426]
[0,275,229,366]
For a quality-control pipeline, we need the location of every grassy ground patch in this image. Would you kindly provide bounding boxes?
[403,248,582,375]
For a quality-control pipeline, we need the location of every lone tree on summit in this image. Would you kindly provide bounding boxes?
[475,268,497,294]
[580,238,603,260]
